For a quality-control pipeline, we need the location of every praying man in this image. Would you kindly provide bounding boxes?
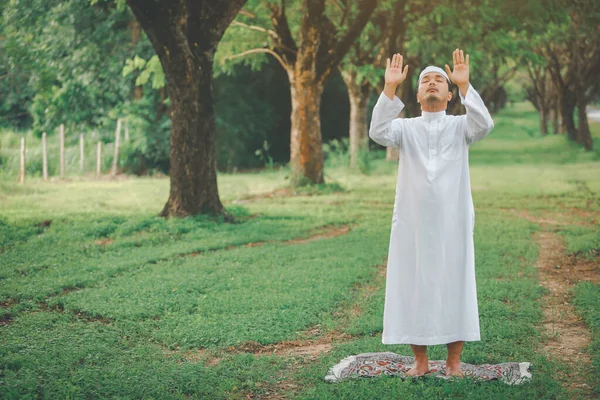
[369,49,494,377]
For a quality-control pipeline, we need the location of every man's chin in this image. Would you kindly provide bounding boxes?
[424,95,443,103]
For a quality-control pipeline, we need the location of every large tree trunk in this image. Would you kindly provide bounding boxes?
[551,103,560,134]
[560,89,578,142]
[265,0,376,185]
[342,71,371,170]
[289,76,325,185]
[160,52,224,217]
[576,93,593,150]
[126,0,246,217]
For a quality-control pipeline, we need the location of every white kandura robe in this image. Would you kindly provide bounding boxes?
[369,84,494,345]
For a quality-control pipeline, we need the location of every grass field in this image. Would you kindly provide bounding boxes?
[1,102,599,399]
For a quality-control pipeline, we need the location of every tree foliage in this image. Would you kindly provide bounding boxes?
[2,0,132,134]
[0,0,171,170]
[1,0,598,179]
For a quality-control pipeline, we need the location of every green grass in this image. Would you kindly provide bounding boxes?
[572,282,600,397]
[558,225,600,259]
[0,312,288,399]
[1,102,599,398]
[469,102,600,165]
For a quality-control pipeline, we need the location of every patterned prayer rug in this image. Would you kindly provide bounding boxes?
[325,352,532,385]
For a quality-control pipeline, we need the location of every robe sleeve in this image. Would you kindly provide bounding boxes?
[459,84,495,145]
[368,91,406,148]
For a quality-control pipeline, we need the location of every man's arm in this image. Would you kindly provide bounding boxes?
[369,88,405,148]
[445,49,494,144]
[460,85,494,144]
[369,54,408,148]
[383,82,398,100]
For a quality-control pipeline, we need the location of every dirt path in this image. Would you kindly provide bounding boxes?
[518,210,598,398]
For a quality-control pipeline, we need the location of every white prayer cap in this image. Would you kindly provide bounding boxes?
[418,66,450,87]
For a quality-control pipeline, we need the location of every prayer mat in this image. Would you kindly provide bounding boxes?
[325,352,532,385]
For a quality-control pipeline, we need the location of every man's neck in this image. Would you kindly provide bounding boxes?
[421,99,447,113]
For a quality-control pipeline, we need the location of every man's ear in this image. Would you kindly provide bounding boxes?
[416,93,420,103]
[447,91,452,102]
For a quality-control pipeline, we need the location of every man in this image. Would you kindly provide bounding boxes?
[369,49,494,377]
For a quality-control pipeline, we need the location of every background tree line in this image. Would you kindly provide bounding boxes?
[1,0,598,216]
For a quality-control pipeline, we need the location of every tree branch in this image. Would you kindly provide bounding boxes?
[227,48,289,71]
[361,22,388,63]
[316,12,338,69]
[544,42,567,90]
[231,20,278,40]
[239,9,256,18]
[266,0,298,66]
[386,0,407,53]
[525,62,543,101]
[328,0,344,13]
[333,0,349,26]
[317,0,378,80]
[493,66,518,88]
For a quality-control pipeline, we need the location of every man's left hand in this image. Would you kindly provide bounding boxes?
[445,48,470,96]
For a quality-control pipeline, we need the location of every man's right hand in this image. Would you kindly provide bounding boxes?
[385,53,409,86]
[383,53,408,100]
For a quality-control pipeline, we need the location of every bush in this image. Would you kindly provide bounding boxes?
[323,138,350,169]
[323,137,374,174]
[118,114,170,176]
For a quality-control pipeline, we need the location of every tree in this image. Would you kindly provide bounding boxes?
[338,0,410,169]
[525,54,559,135]
[125,0,247,217]
[339,0,527,163]
[338,0,441,167]
[1,0,136,133]
[223,0,378,185]
[541,0,600,150]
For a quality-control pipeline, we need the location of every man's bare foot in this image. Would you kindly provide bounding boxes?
[445,341,464,377]
[444,363,464,377]
[405,363,430,377]
[408,345,429,377]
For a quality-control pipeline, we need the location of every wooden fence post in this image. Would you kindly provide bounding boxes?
[96,142,102,178]
[111,118,121,176]
[79,133,84,172]
[42,132,48,181]
[59,124,65,178]
[19,137,25,184]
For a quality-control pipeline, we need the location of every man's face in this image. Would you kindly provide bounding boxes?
[417,72,451,104]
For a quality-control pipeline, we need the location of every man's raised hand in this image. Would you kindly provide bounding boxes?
[385,53,409,86]
[445,49,470,95]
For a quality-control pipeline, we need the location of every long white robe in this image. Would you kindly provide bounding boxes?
[369,85,494,345]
